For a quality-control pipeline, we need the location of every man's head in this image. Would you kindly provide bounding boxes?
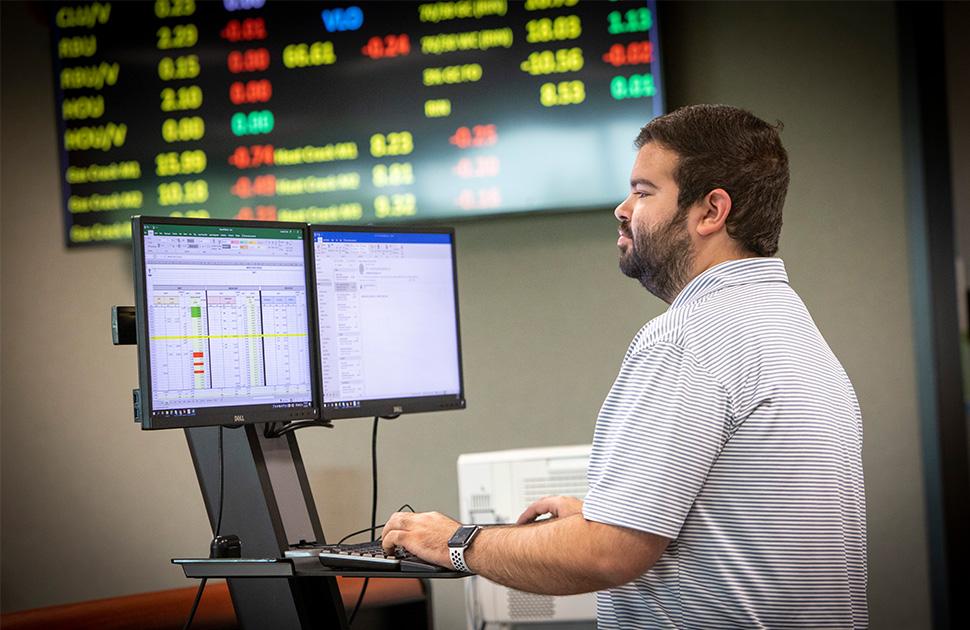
[614,104,790,302]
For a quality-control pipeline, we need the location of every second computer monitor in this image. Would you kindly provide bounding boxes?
[310,226,465,420]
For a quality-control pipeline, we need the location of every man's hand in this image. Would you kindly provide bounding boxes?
[516,496,584,524]
[381,511,460,568]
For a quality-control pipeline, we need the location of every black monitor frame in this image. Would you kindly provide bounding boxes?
[132,216,320,430]
[308,224,466,421]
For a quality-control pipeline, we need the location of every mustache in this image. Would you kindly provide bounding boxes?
[618,220,633,239]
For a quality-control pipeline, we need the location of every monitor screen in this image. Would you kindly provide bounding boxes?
[311,226,465,419]
[133,216,317,429]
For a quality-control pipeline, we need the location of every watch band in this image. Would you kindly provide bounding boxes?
[450,545,470,572]
[448,524,481,572]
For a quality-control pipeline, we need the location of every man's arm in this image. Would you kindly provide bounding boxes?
[380,507,669,596]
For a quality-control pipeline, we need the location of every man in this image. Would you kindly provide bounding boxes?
[382,105,868,628]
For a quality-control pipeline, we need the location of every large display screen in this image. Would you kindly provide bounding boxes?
[311,226,465,419]
[52,0,663,246]
[134,216,316,429]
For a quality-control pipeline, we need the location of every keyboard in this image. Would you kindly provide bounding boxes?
[285,540,455,573]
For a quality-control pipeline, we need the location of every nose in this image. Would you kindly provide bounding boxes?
[614,195,631,223]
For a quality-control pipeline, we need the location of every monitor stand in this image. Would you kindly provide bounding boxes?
[184,424,348,629]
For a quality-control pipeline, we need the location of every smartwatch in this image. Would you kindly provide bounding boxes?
[448,524,481,573]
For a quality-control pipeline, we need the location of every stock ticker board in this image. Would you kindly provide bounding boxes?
[51,0,664,246]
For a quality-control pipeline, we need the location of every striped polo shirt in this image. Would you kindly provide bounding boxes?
[583,257,867,629]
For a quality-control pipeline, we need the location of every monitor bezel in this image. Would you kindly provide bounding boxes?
[132,215,320,430]
[308,224,466,421]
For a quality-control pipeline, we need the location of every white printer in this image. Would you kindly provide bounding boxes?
[457,445,596,629]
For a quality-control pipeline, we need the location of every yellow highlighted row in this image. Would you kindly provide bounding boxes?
[151,333,307,340]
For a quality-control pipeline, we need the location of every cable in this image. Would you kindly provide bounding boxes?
[336,505,416,545]
[348,416,380,626]
[183,426,226,630]
[338,527,382,546]
[263,418,333,438]
[182,578,208,630]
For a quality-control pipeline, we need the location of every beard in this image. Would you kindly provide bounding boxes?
[618,208,693,303]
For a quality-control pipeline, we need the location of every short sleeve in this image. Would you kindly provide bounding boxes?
[583,342,731,540]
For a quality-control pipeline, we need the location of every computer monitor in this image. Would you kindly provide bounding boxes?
[310,226,466,420]
[132,216,318,430]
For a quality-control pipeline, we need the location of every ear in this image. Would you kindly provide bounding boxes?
[696,188,732,237]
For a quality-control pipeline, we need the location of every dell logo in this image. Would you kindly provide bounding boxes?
[393,405,403,413]
[233,414,245,423]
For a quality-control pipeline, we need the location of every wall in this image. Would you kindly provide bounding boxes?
[0,2,932,628]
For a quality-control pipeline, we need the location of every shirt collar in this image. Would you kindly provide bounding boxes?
[670,257,790,309]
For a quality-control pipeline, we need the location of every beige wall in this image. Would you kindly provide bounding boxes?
[0,2,932,628]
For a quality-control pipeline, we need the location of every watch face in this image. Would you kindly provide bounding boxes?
[448,525,478,546]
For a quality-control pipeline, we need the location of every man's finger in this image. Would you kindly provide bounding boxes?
[384,511,410,532]
[516,505,540,524]
[516,497,555,524]
[381,529,402,553]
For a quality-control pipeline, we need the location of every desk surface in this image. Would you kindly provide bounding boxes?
[173,557,470,580]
